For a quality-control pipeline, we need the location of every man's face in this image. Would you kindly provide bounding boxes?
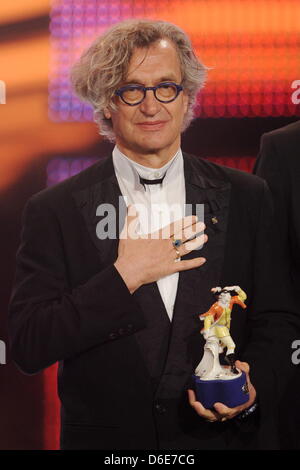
[106,39,189,161]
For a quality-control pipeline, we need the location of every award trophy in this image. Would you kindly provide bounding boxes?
[193,286,250,409]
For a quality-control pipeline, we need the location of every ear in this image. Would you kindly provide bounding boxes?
[103,107,111,119]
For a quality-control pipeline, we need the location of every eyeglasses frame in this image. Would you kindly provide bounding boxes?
[114,82,183,106]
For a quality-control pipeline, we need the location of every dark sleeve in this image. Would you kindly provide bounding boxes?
[251,134,300,448]
[8,196,145,375]
[254,133,291,263]
[241,181,299,405]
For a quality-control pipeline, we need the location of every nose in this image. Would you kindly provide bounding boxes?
[139,89,161,116]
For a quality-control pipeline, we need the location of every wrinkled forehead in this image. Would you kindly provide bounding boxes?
[124,39,182,83]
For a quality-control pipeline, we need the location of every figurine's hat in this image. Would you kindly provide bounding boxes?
[215,289,237,296]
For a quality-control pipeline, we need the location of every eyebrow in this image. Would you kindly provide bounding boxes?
[122,76,179,86]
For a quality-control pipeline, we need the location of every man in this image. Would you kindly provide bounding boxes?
[254,120,300,288]
[9,19,298,450]
[254,120,300,449]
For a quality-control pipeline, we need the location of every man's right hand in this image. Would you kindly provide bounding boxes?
[114,205,207,294]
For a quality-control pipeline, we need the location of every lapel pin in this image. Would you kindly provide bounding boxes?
[211,216,218,224]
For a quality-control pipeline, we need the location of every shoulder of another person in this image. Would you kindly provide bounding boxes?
[183,152,263,189]
[262,120,300,150]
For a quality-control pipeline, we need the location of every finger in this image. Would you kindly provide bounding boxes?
[153,215,198,240]
[212,362,254,419]
[213,401,247,420]
[181,234,208,253]
[188,390,220,422]
[215,361,256,417]
[235,360,250,375]
[173,257,206,272]
[213,402,233,418]
[235,360,257,403]
[173,220,206,243]
[214,399,255,420]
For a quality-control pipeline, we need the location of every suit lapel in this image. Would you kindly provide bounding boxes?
[72,157,126,267]
[174,153,231,312]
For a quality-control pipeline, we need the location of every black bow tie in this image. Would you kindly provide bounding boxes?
[139,173,166,186]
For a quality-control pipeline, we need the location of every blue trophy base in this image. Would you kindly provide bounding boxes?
[192,371,249,409]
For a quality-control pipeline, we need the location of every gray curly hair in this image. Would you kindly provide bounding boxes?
[70,19,208,142]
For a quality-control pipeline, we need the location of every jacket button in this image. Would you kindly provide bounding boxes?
[126,324,133,332]
[109,333,117,340]
[118,328,124,335]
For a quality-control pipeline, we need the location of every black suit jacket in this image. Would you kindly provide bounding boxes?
[8,153,299,450]
[254,121,300,449]
[254,120,300,286]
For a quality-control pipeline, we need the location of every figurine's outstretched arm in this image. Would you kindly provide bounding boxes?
[223,285,240,292]
[236,287,247,304]
[224,285,247,308]
[211,286,222,294]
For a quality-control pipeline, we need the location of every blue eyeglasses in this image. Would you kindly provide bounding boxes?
[114,82,183,106]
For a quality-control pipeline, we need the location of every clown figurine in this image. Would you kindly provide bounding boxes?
[193,286,249,408]
[195,286,247,379]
